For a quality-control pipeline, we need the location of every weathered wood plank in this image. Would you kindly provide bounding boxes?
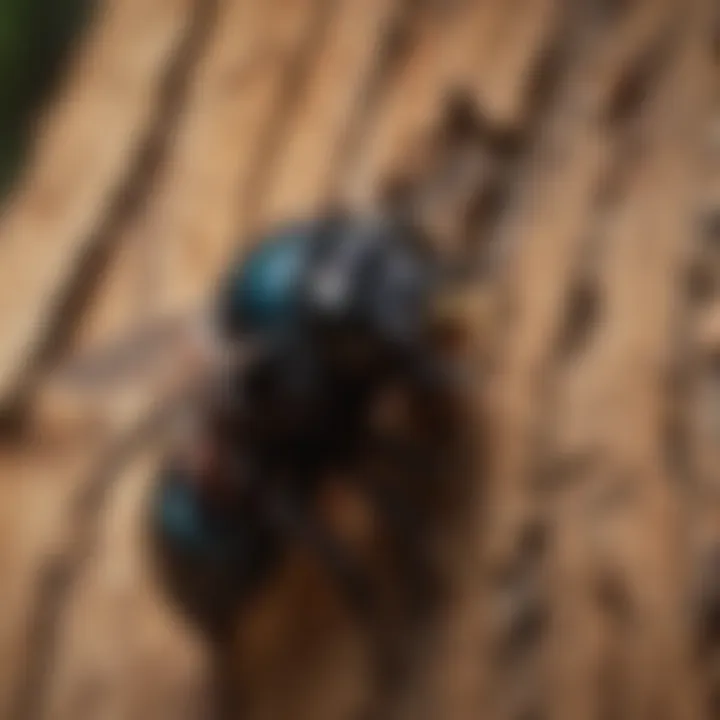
[344,1,497,209]
[84,0,325,332]
[0,437,97,720]
[464,0,564,132]
[37,1,355,718]
[545,4,711,718]
[0,1,206,715]
[534,3,693,719]
[675,7,720,713]
[430,2,690,717]
[40,449,209,720]
[254,0,401,227]
[1,2,717,719]
[0,0,198,410]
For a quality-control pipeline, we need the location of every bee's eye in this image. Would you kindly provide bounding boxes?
[153,470,212,555]
[217,227,314,338]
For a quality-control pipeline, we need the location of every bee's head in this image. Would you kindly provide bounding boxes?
[216,218,325,339]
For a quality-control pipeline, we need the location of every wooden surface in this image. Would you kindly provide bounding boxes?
[0,0,719,718]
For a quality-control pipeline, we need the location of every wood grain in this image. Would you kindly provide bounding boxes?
[0,0,198,411]
[0,0,718,718]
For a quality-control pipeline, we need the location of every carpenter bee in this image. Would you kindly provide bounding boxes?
[46,209,483,645]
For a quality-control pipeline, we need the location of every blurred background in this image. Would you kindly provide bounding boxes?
[0,0,93,197]
[0,0,719,718]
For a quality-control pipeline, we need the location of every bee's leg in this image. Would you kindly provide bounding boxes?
[354,442,440,611]
[259,482,376,622]
[298,514,375,620]
[349,436,456,720]
[208,644,244,720]
[406,346,471,411]
[331,460,430,720]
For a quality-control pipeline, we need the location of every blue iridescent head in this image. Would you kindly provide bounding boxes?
[217,220,319,338]
[216,212,441,347]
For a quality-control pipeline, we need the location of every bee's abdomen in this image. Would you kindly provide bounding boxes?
[148,468,280,638]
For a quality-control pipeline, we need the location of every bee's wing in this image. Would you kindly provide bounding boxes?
[31,305,221,436]
[46,305,214,395]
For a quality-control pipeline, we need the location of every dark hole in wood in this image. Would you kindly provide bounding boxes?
[712,6,720,64]
[696,546,720,656]
[443,90,522,156]
[521,15,572,137]
[604,20,676,131]
[556,270,602,360]
[686,260,716,306]
[588,0,633,27]
[596,570,634,625]
[514,708,546,720]
[464,179,512,276]
[700,209,720,249]
[519,520,548,564]
[494,586,549,668]
[381,3,415,70]
[598,652,624,720]
[535,450,599,494]
[443,92,485,144]
[0,403,32,441]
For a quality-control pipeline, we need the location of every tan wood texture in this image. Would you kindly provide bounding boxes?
[0,0,719,718]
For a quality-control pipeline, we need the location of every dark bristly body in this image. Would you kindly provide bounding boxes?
[147,211,471,646]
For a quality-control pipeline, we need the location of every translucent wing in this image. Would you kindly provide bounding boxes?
[41,297,265,426]
[47,305,211,394]
[35,300,267,442]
